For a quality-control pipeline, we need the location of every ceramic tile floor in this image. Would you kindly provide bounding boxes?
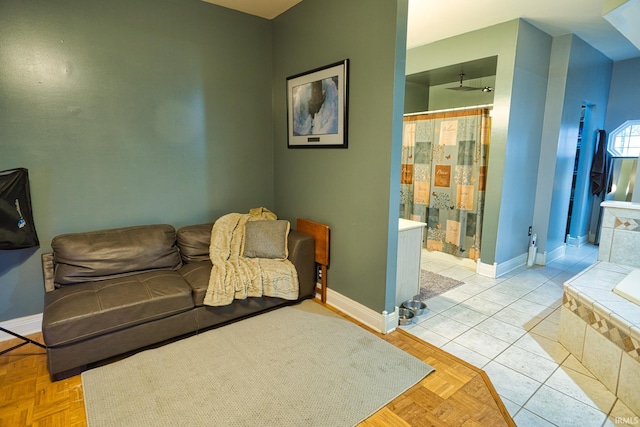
[400,244,640,427]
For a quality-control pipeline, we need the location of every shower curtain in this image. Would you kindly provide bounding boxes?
[400,108,491,261]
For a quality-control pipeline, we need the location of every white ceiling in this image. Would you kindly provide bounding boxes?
[202,0,640,61]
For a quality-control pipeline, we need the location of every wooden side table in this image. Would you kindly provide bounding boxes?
[296,218,330,303]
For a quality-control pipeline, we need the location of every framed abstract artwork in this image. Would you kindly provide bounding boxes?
[286,59,349,148]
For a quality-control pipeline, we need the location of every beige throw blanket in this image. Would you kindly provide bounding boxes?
[203,210,299,306]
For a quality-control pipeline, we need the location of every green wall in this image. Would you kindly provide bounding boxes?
[0,0,410,321]
[0,0,275,321]
[272,0,408,313]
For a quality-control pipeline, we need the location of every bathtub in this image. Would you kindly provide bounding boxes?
[613,269,640,307]
[560,261,640,415]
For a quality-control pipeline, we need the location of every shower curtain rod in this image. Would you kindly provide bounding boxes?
[404,103,494,117]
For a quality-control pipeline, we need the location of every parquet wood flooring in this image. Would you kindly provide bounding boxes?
[330,308,515,427]
[0,305,514,426]
[0,335,84,427]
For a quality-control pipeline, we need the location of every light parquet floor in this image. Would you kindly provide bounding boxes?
[0,336,84,427]
[333,306,515,427]
[0,309,513,427]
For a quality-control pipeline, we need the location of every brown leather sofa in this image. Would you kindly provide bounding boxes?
[41,222,315,380]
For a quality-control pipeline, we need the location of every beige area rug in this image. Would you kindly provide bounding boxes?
[418,270,465,300]
[82,300,434,427]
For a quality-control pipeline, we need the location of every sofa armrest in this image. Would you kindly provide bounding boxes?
[287,230,316,299]
[41,253,55,293]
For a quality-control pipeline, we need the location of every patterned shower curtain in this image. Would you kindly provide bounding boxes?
[400,108,491,261]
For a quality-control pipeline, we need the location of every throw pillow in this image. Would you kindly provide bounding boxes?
[242,220,289,260]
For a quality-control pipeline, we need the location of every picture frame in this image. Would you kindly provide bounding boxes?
[286,59,349,148]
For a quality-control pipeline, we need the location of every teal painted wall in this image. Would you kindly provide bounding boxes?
[533,35,572,257]
[606,57,640,131]
[496,21,551,263]
[564,39,611,245]
[0,0,275,321]
[601,58,640,223]
[534,35,611,257]
[272,0,408,313]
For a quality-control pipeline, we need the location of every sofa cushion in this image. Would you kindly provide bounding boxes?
[242,220,289,260]
[176,223,213,263]
[42,270,194,347]
[178,260,212,306]
[52,224,182,286]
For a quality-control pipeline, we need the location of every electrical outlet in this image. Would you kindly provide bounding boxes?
[528,226,532,236]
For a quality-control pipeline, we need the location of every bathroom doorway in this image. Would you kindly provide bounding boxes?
[565,103,598,247]
[401,57,496,262]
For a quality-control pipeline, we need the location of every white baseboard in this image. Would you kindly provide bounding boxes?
[476,259,497,278]
[538,244,566,265]
[315,288,398,334]
[0,313,43,342]
[498,252,528,276]
[477,252,528,278]
[566,234,589,247]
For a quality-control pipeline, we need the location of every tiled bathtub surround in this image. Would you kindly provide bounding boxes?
[559,201,640,416]
[561,262,640,412]
[598,201,640,268]
[406,244,639,426]
[562,263,640,361]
